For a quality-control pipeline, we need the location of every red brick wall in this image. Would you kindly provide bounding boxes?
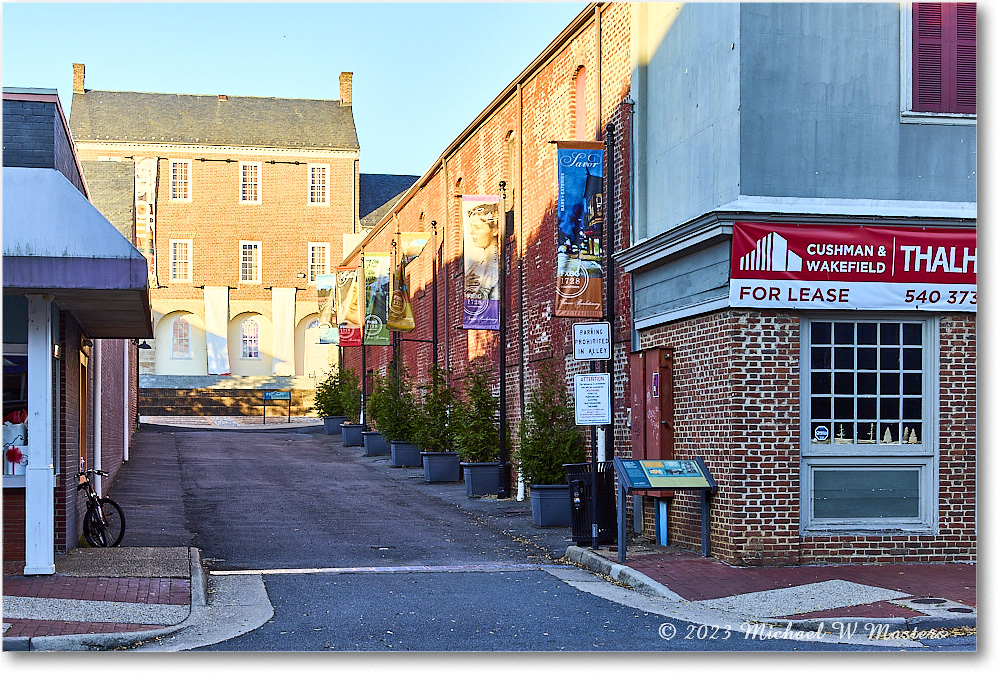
[638,309,977,565]
[3,488,26,563]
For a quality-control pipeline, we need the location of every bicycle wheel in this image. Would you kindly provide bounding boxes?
[83,508,107,547]
[96,498,126,547]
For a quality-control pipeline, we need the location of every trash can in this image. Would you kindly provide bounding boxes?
[564,462,617,546]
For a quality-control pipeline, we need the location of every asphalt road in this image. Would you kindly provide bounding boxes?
[111,424,957,652]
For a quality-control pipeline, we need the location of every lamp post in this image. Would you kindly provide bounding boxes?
[497,181,509,499]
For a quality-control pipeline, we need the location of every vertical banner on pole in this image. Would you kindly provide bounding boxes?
[461,195,501,330]
[335,266,363,346]
[316,273,339,344]
[134,157,159,287]
[387,233,429,332]
[555,141,605,318]
[363,254,392,345]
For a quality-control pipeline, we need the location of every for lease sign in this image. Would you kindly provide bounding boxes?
[729,222,976,312]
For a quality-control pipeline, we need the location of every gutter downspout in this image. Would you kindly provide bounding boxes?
[123,340,130,462]
[93,340,102,494]
[516,82,526,502]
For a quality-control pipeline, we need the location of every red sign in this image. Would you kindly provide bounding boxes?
[730,223,976,311]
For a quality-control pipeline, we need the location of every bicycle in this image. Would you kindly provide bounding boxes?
[76,469,125,547]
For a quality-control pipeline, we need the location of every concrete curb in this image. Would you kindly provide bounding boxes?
[565,546,684,601]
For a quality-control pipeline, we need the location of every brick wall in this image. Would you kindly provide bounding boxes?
[2,488,26,563]
[140,388,315,417]
[638,309,977,565]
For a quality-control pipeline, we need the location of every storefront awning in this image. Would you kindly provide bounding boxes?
[2,167,153,338]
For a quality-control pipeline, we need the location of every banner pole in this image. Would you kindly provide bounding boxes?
[498,183,509,499]
[604,123,616,469]
[431,221,439,372]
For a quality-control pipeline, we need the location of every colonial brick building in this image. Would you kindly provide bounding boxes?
[70,65,361,414]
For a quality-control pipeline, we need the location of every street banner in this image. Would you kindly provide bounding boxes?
[134,157,159,287]
[335,266,363,346]
[363,253,392,345]
[555,141,605,318]
[462,196,501,330]
[729,222,977,311]
[316,273,338,344]
[388,233,430,332]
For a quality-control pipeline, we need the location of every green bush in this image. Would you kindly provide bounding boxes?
[313,368,345,418]
[415,365,456,453]
[454,359,499,463]
[367,362,418,442]
[518,363,585,485]
[339,368,362,423]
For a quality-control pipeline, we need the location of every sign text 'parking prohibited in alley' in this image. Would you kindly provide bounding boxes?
[573,322,611,360]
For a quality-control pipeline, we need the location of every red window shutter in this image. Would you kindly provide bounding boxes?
[913,3,976,114]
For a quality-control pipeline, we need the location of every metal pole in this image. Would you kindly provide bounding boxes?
[604,123,616,469]
[361,252,367,427]
[590,360,598,549]
[497,182,509,499]
[431,221,439,372]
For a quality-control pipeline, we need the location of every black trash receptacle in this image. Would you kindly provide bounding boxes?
[564,462,617,546]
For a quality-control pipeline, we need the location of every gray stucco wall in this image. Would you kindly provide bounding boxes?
[740,2,976,203]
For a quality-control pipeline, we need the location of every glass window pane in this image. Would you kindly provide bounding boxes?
[857,372,877,395]
[858,421,878,443]
[902,398,922,420]
[903,373,922,395]
[834,347,854,369]
[902,423,922,444]
[902,323,922,345]
[834,372,854,395]
[811,347,831,369]
[857,397,877,420]
[880,323,900,345]
[811,397,831,419]
[857,323,878,344]
[813,469,919,519]
[880,373,900,395]
[811,372,831,394]
[903,348,922,370]
[880,348,900,370]
[880,397,900,419]
[880,423,901,444]
[857,348,877,370]
[833,422,854,444]
[811,322,832,345]
[834,323,854,344]
[834,397,854,419]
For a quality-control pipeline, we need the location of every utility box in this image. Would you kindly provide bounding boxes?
[565,462,617,546]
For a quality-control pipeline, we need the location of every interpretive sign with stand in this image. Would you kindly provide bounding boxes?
[263,390,292,424]
[612,457,716,563]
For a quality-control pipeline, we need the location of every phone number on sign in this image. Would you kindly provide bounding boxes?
[904,289,976,306]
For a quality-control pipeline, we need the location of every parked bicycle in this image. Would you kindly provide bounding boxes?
[75,468,125,547]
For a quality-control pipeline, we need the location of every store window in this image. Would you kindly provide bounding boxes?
[800,317,937,532]
[241,318,260,359]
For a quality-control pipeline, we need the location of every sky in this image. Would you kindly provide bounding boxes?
[1,1,587,177]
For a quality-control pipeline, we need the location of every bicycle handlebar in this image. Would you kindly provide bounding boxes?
[75,469,109,479]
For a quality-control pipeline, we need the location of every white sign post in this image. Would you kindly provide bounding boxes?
[573,322,611,361]
[575,373,611,426]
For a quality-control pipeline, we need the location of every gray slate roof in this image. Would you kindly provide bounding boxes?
[70,90,358,151]
[359,173,419,227]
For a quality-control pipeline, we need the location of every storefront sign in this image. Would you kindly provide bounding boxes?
[574,373,611,426]
[729,222,976,312]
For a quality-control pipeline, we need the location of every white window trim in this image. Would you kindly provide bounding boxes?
[898,3,976,126]
[239,240,262,284]
[169,159,193,202]
[171,316,192,360]
[239,161,263,204]
[169,239,193,282]
[308,242,331,284]
[308,163,330,205]
[799,314,940,534]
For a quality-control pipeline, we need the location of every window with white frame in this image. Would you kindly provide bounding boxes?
[170,239,192,282]
[172,317,191,358]
[240,162,262,203]
[800,317,937,532]
[169,160,192,201]
[240,241,261,283]
[308,164,329,205]
[308,243,330,283]
[241,318,260,359]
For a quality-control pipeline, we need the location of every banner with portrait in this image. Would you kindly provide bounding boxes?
[363,254,392,346]
[387,233,430,332]
[335,266,363,346]
[555,141,605,318]
[461,195,501,330]
[316,273,338,344]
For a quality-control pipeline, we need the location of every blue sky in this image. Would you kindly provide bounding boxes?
[2,1,587,176]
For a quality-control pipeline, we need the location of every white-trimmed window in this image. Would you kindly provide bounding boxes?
[239,241,261,283]
[800,316,937,533]
[241,318,260,359]
[171,317,191,359]
[308,164,329,205]
[239,162,262,203]
[170,239,192,282]
[169,160,192,201]
[308,242,330,283]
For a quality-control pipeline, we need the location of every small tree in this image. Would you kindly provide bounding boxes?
[313,368,344,418]
[518,363,585,485]
[338,368,363,424]
[454,359,499,463]
[415,365,456,453]
[367,362,418,442]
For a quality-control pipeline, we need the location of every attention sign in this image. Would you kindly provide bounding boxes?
[729,222,976,312]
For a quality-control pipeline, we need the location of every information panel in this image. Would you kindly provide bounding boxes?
[574,373,611,425]
[614,457,715,491]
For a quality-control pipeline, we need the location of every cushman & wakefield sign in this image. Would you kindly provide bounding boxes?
[729,222,977,312]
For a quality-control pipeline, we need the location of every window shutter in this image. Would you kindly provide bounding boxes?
[913,3,976,114]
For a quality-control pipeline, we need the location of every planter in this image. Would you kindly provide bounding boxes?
[530,484,571,527]
[323,416,347,434]
[421,452,461,483]
[362,431,389,456]
[461,462,502,497]
[390,441,422,468]
[342,423,364,447]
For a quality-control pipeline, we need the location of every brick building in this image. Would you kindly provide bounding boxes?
[341,2,975,567]
[70,65,361,414]
[3,87,152,572]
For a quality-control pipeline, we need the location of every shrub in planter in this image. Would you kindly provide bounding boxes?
[416,366,460,482]
[337,368,363,424]
[367,363,418,443]
[455,359,503,496]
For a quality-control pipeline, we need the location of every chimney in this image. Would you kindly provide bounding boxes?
[218,95,228,102]
[339,72,353,106]
[73,63,85,94]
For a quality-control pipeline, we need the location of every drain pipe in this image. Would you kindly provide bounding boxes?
[93,339,102,494]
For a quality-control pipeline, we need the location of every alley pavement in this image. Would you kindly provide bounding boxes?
[2,415,976,650]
